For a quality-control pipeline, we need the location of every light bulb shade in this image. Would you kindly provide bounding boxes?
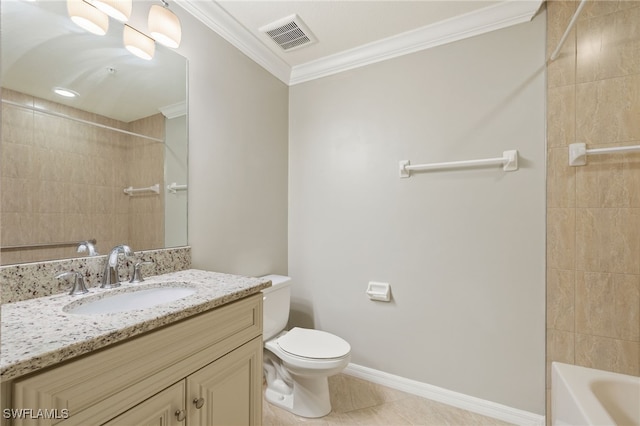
[148,4,181,48]
[67,0,109,36]
[91,0,132,22]
[123,25,155,60]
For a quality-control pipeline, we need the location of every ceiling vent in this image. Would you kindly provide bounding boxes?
[259,14,316,52]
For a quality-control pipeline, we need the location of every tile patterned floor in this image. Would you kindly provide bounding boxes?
[263,374,514,425]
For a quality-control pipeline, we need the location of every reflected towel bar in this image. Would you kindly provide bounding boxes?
[124,184,160,195]
[569,143,640,166]
[1,239,97,251]
[167,182,188,193]
[399,150,519,178]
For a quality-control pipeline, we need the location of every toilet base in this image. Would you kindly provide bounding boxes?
[265,374,331,418]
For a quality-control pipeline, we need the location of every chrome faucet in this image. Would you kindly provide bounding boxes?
[101,245,133,289]
[77,240,99,256]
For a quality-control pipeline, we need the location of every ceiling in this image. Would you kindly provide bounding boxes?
[1,0,544,119]
[1,1,187,123]
[178,0,544,85]
[215,1,502,67]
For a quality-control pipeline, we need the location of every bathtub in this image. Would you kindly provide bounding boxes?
[552,362,640,426]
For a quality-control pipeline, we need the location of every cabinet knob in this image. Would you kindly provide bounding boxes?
[175,409,186,422]
[193,397,205,409]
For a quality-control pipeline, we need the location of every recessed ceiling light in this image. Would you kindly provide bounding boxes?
[53,87,79,98]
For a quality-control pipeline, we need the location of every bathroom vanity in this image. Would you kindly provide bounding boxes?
[0,270,270,426]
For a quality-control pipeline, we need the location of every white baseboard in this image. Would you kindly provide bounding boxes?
[343,363,545,426]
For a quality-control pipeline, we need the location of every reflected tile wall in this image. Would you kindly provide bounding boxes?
[126,114,165,252]
[0,89,165,265]
[546,0,640,422]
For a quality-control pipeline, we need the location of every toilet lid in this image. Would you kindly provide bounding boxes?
[277,327,351,359]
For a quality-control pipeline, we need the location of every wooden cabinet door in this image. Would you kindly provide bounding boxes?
[187,337,263,426]
[103,381,185,426]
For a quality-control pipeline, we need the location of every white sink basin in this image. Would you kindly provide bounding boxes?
[64,284,196,315]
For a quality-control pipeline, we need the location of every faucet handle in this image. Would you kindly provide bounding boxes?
[130,261,153,283]
[56,271,89,296]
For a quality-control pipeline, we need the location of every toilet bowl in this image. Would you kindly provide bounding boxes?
[261,275,351,418]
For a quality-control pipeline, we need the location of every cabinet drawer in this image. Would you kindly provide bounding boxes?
[12,294,262,426]
[102,381,185,426]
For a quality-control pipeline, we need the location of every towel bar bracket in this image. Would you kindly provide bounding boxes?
[569,143,587,166]
[399,160,411,178]
[569,142,640,166]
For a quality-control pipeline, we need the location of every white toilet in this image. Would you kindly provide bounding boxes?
[260,275,351,418]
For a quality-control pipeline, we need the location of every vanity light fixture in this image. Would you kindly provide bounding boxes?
[53,87,79,98]
[90,0,132,23]
[148,0,181,48]
[67,0,109,36]
[123,24,155,60]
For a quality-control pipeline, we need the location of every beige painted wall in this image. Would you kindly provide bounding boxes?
[289,13,546,414]
[174,6,289,276]
[546,0,640,418]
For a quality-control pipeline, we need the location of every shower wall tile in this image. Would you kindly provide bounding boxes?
[546,208,576,270]
[547,0,577,88]
[579,0,640,22]
[37,213,66,243]
[1,88,32,105]
[1,177,31,213]
[1,143,36,180]
[575,272,640,341]
[547,268,575,332]
[547,2,640,418]
[547,86,575,148]
[575,208,640,274]
[575,334,640,375]
[1,90,166,265]
[546,329,575,389]
[1,100,33,146]
[38,149,66,183]
[38,181,65,214]
[576,6,640,82]
[576,74,640,145]
[547,147,575,208]
[575,143,640,208]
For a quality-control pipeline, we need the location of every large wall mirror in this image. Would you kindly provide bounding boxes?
[1,0,188,265]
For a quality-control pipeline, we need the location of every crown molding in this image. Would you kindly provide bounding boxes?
[289,0,544,85]
[178,0,543,87]
[175,0,291,85]
[160,101,187,119]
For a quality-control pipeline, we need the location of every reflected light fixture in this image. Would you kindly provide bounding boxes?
[123,25,155,60]
[148,0,182,48]
[67,0,109,36]
[53,87,79,98]
[90,0,132,22]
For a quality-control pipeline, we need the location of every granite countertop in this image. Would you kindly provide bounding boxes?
[1,269,271,382]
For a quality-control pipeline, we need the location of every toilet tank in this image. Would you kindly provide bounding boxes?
[260,275,292,340]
